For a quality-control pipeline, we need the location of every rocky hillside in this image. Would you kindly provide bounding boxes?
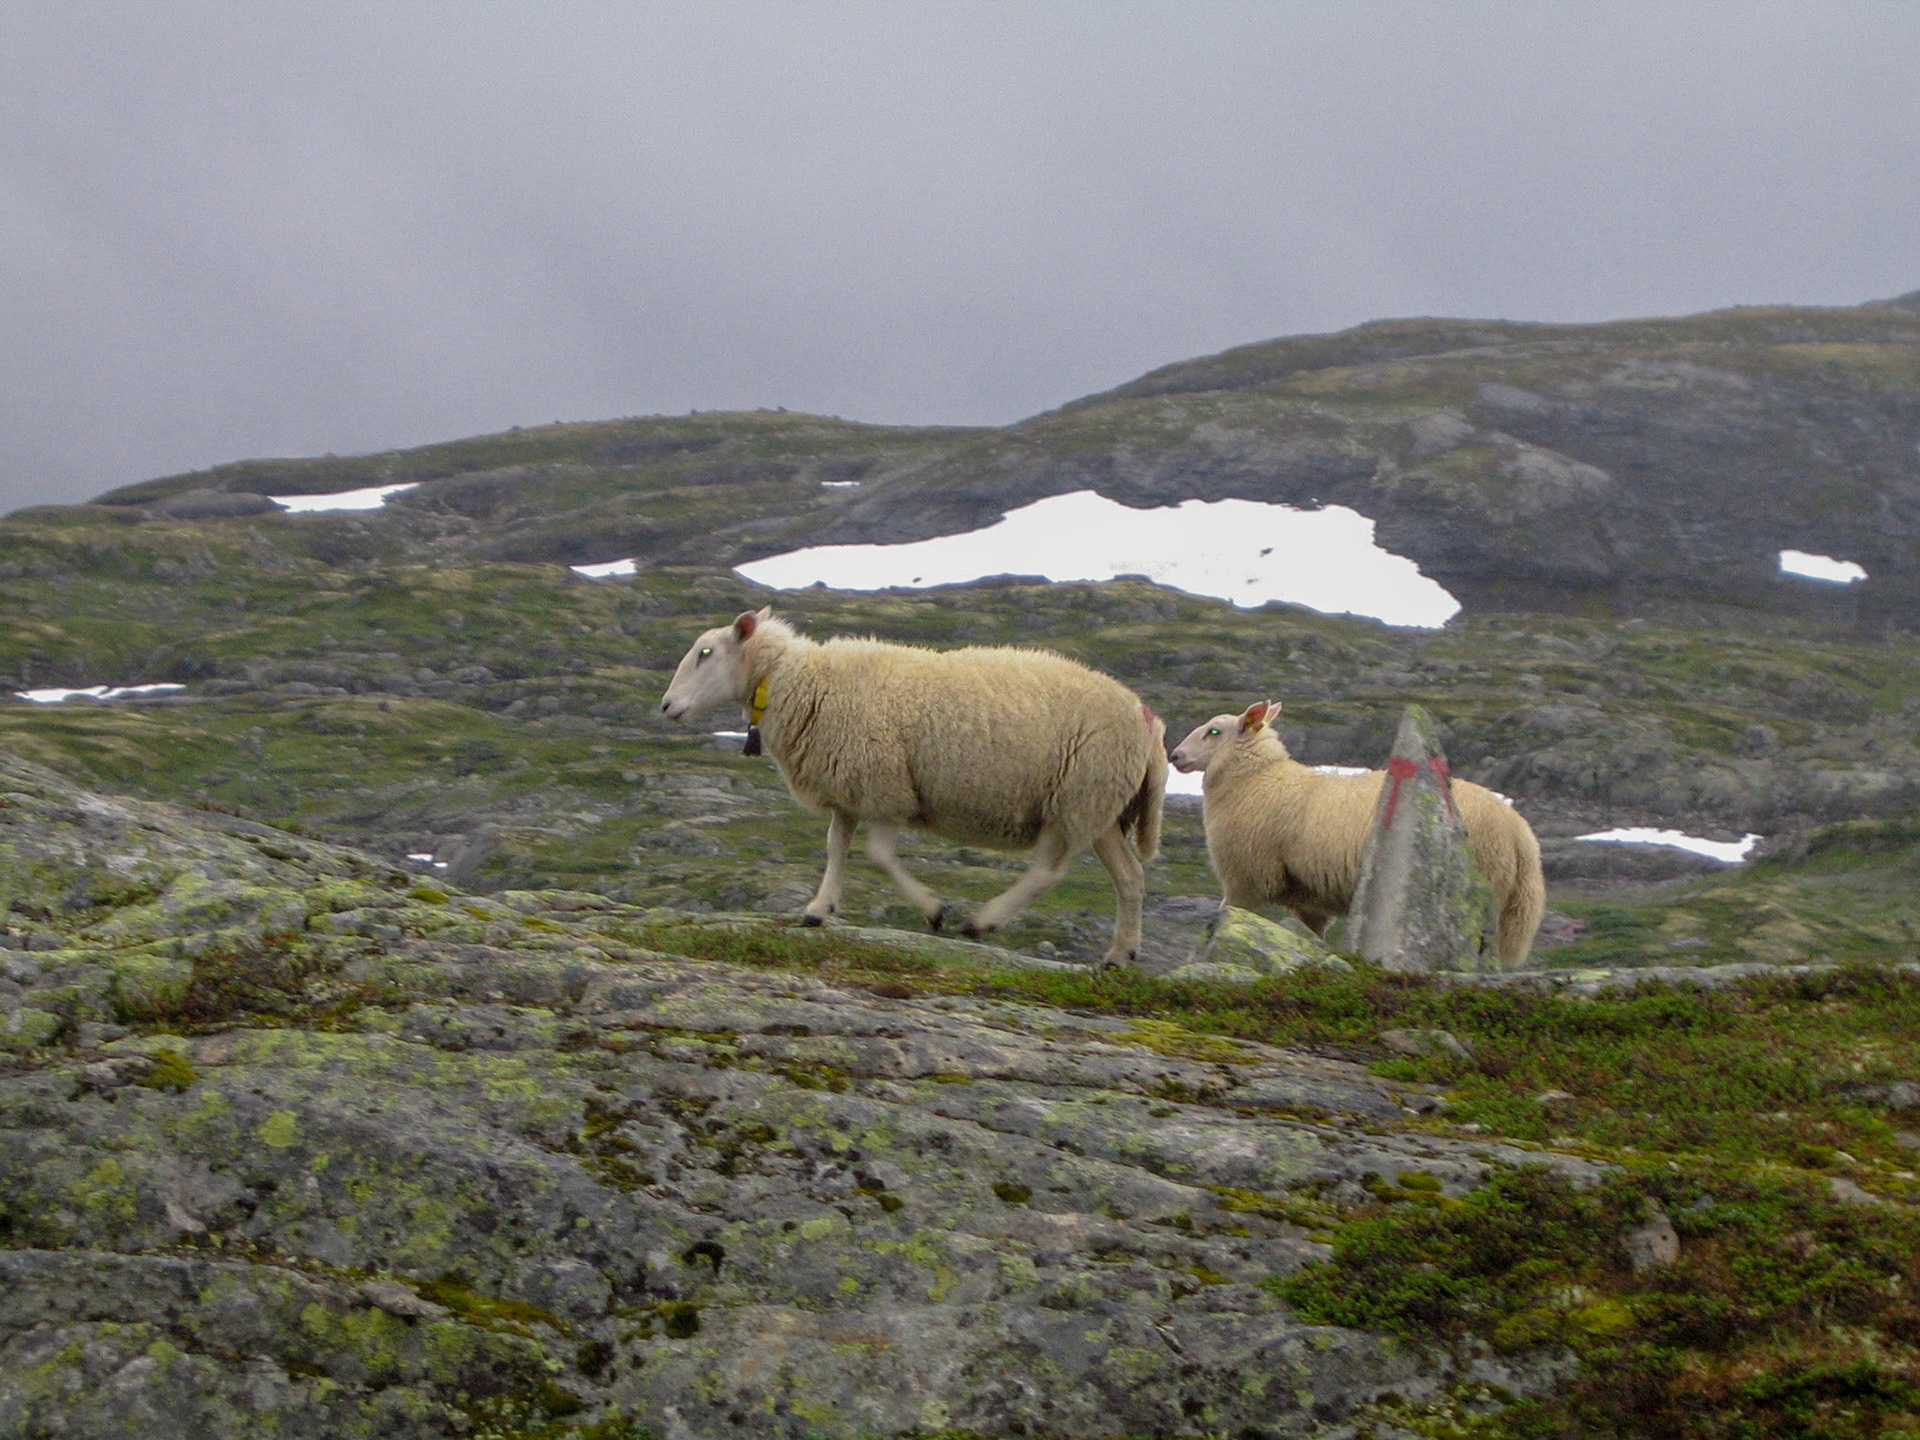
[6,298,1920,958]
[5,750,1919,1438]
[68,290,1920,627]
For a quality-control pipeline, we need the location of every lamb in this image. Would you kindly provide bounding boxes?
[1171,700,1544,963]
[660,607,1168,965]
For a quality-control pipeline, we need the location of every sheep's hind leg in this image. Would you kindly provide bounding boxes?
[863,823,946,928]
[802,809,855,925]
[962,828,1073,940]
[1091,823,1144,967]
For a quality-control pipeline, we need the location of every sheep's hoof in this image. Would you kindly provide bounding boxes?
[928,905,948,933]
[800,913,826,928]
[958,920,985,940]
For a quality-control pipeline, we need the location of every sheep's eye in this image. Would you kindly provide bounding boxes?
[1206,727,1219,737]
[697,647,712,661]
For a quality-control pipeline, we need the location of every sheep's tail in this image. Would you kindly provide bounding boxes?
[1500,817,1547,965]
[1121,705,1168,861]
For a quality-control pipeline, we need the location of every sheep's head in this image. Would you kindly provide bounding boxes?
[1170,699,1279,772]
[660,607,770,721]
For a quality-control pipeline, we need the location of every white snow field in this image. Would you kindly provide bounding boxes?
[1575,827,1760,864]
[268,483,419,512]
[735,491,1461,628]
[1164,763,1371,799]
[16,683,185,703]
[1779,549,1867,583]
[570,558,638,578]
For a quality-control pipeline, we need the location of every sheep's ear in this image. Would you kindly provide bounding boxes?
[1240,700,1271,731]
[733,610,758,640]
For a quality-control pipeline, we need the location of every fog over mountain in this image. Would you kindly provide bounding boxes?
[4,3,1918,513]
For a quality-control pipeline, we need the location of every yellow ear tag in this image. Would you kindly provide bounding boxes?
[742,680,770,757]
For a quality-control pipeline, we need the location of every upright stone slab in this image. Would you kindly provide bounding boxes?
[1345,705,1501,972]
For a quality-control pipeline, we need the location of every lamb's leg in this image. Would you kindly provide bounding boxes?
[863,822,946,927]
[802,809,855,925]
[1091,823,1144,967]
[1296,906,1337,937]
[1220,884,1265,911]
[962,828,1073,939]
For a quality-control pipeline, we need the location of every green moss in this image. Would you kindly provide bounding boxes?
[136,1046,199,1092]
[659,1301,700,1339]
[420,1278,572,1340]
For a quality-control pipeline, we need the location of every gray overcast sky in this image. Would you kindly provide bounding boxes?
[4,3,1918,512]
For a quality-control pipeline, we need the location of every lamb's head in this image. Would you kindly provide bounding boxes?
[660,607,772,721]
[1170,699,1280,773]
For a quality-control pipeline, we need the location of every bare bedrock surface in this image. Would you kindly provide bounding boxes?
[0,752,1591,1436]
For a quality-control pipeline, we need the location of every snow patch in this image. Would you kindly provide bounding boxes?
[820,480,861,488]
[1779,549,1867,584]
[1575,827,1759,864]
[1165,761,1373,798]
[269,483,418,512]
[571,558,637,578]
[736,491,1461,628]
[16,683,185,704]
[1165,766,1204,797]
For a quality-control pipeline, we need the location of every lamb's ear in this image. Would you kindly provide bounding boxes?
[1239,700,1271,732]
[733,610,758,640]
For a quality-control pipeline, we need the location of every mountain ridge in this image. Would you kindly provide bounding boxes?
[61,290,1920,628]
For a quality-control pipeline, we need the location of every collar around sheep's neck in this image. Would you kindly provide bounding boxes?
[741,678,771,758]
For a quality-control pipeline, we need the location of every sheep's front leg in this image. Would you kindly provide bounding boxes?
[863,822,947,927]
[962,828,1073,940]
[1091,823,1144,967]
[802,809,855,925]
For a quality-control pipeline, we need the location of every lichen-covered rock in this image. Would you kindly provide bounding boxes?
[1170,905,1353,982]
[0,947,1600,1437]
[0,747,1616,1436]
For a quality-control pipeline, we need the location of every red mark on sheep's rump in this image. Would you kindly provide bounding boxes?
[1141,704,1157,726]
[1381,756,1455,828]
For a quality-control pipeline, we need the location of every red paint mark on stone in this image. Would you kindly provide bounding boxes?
[1382,756,1419,828]
[1382,754,1456,828]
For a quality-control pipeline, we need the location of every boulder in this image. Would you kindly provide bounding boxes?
[1167,904,1352,982]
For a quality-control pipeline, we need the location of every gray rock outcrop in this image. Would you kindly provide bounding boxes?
[0,750,1601,1436]
[1345,707,1500,972]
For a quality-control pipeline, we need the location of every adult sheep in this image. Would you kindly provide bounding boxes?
[660,607,1168,965]
[1171,700,1544,964]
